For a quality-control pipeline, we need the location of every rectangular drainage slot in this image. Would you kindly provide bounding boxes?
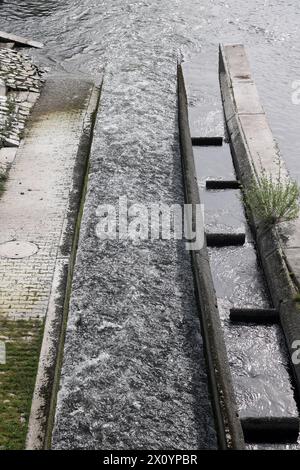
[206,179,241,190]
[191,136,223,146]
[230,308,279,324]
[241,417,300,443]
[206,232,245,247]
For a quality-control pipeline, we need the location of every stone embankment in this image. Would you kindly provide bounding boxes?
[0,35,99,449]
[0,46,43,168]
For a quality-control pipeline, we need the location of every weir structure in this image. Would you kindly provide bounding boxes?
[1,31,299,450]
[177,44,300,448]
[178,65,245,450]
[0,66,100,449]
[218,43,300,444]
[37,47,300,449]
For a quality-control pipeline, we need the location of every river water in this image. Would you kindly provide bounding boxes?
[1,0,299,178]
[1,0,300,449]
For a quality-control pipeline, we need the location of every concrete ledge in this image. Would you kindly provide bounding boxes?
[230,308,279,324]
[206,232,245,247]
[192,136,223,146]
[178,65,245,450]
[24,75,101,450]
[206,179,240,190]
[241,417,299,443]
[219,44,300,408]
[0,42,15,49]
[0,31,43,49]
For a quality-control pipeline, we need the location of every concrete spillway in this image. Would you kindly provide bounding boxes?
[51,71,217,449]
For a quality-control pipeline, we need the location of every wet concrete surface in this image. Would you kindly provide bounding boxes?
[193,133,299,448]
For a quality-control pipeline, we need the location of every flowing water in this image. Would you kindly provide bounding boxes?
[0,1,299,178]
[1,0,300,448]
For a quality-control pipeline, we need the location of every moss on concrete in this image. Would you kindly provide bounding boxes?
[0,172,7,196]
[0,318,43,450]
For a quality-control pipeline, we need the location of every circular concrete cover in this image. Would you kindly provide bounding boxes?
[0,241,38,259]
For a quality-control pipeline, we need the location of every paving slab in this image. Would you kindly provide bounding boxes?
[0,30,43,49]
[201,189,245,235]
[182,56,224,139]
[193,144,236,186]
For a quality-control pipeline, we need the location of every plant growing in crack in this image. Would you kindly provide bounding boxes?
[244,157,300,227]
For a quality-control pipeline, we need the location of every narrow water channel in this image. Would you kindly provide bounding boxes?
[183,58,300,448]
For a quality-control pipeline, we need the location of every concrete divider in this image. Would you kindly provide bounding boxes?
[219,44,300,409]
[241,417,300,443]
[206,180,240,190]
[206,232,245,247]
[230,308,279,324]
[178,65,245,450]
[22,75,101,450]
[192,137,223,146]
[0,31,43,49]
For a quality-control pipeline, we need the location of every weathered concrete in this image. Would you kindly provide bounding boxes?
[241,417,299,443]
[206,233,245,247]
[0,31,43,49]
[229,308,279,324]
[202,189,245,236]
[25,76,100,450]
[219,44,300,410]
[0,48,43,150]
[177,65,245,450]
[51,66,217,448]
[0,42,15,50]
[192,137,223,146]
[0,74,98,449]
[181,59,224,140]
[205,180,240,190]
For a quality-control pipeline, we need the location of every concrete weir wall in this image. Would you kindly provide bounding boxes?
[177,66,245,450]
[51,69,217,449]
[21,75,100,449]
[219,44,300,405]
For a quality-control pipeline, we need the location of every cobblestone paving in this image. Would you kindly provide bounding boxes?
[0,77,93,319]
[0,75,95,448]
[0,48,43,148]
[0,48,43,93]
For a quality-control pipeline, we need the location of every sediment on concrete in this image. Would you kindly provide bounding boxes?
[0,73,99,450]
[0,30,43,49]
[177,65,245,450]
[219,44,300,406]
[51,67,217,449]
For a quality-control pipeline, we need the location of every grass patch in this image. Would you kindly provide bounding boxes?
[0,319,43,450]
[244,171,300,227]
